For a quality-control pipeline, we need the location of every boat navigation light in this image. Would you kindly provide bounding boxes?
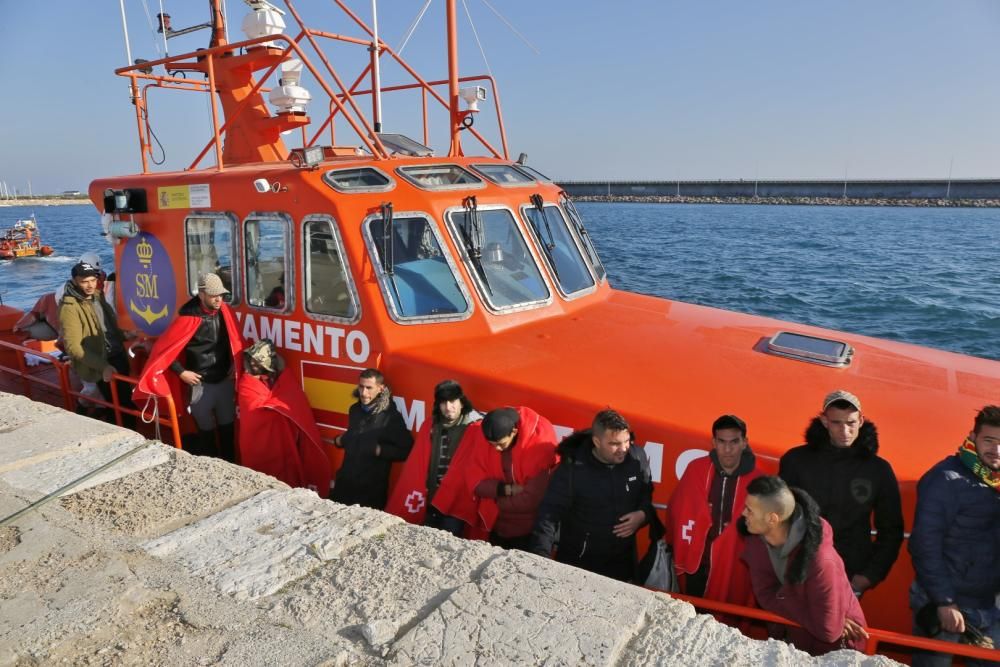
[242,0,286,48]
[253,179,272,194]
[516,152,528,165]
[268,59,311,115]
[459,86,488,113]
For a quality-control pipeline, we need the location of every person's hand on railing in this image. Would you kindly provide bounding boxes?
[843,617,869,643]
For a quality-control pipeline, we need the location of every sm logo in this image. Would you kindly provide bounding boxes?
[121,233,177,335]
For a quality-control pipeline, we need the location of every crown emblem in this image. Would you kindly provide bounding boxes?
[136,236,154,267]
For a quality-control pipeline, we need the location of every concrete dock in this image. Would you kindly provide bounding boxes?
[0,391,894,665]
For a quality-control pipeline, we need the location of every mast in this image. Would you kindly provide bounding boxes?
[446,0,462,156]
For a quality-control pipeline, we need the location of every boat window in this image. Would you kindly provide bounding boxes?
[184,213,239,303]
[322,167,394,193]
[244,215,292,312]
[364,209,471,322]
[396,164,485,191]
[471,163,536,187]
[521,201,596,296]
[446,205,551,311]
[303,215,359,322]
[513,165,552,182]
[560,194,607,282]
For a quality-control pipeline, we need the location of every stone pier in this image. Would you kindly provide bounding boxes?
[0,392,894,665]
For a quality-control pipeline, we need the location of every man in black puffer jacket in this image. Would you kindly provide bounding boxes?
[530,409,655,582]
[331,368,413,509]
[779,390,904,598]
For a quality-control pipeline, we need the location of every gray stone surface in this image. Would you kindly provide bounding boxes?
[0,392,899,665]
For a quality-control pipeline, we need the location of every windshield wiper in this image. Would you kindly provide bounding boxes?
[559,191,601,269]
[379,202,404,309]
[529,193,560,281]
[461,196,493,296]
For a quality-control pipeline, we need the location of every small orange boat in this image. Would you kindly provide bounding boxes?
[0,216,54,260]
[1,1,998,661]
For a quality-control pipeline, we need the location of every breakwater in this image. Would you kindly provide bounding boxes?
[559,179,1000,207]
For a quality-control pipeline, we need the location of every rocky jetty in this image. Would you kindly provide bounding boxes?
[570,195,1000,207]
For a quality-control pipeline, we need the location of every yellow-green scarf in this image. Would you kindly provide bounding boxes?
[958,438,1000,492]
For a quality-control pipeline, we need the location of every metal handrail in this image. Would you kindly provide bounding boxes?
[0,339,182,448]
[655,591,999,661]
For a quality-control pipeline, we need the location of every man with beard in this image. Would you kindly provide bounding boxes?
[385,380,480,535]
[236,339,330,496]
[779,390,903,598]
[667,414,763,605]
[136,273,243,460]
[908,405,1000,664]
[330,368,413,509]
[58,261,135,427]
[530,409,655,581]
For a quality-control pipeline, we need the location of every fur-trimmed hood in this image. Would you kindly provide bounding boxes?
[804,416,879,458]
[352,384,394,414]
[784,487,824,585]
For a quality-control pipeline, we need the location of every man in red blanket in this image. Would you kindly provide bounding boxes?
[136,273,243,460]
[237,339,330,496]
[667,414,763,607]
[385,380,480,535]
[433,406,558,548]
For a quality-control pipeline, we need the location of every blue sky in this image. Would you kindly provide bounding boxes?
[1,1,998,194]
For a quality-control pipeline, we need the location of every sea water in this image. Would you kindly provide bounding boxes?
[1,202,997,361]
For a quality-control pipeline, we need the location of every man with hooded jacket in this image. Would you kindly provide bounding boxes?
[330,368,413,509]
[741,475,869,655]
[530,409,655,581]
[779,390,903,597]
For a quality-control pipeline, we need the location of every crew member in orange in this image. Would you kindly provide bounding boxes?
[385,380,481,535]
[433,407,558,548]
[136,273,243,460]
[237,339,330,496]
[667,414,763,607]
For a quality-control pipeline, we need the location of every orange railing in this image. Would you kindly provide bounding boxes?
[115,0,508,174]
[0,339,182,448]
[654,590,1000,662]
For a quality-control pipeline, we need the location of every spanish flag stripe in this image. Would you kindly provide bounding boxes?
[312,407,349,430]
[303,377,355,414]
[302,361,362,383]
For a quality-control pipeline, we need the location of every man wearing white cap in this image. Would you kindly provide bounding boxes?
[779,390,904,598]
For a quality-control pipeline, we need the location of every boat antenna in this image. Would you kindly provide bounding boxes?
[446,0,463,156]
[371,0,383,132]
[118,0,134,68]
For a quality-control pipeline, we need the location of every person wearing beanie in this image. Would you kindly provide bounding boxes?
[385,379,481,534]
[433,406,558,548]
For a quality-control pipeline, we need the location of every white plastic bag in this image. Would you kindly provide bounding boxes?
[643,539,679,592]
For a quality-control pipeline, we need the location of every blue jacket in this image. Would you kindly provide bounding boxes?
[908,454,1000,609]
